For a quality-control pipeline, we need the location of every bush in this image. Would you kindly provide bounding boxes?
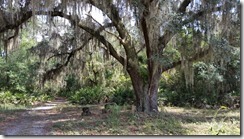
[68,86,104,105]
[111,87,134,105]
[65,74,81,93]
[159,61,240,108]
[0,91,52,105]
[0,91,16,104]
[58,74,82,98]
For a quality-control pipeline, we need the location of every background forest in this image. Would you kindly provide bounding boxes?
[0,0,240,109]
[0,26,240,108]
[0,0,240,135]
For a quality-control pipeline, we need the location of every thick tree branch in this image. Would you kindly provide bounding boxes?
[86,14,124,45]
[162,48,211,72]
[140,1,150,59]
[77,22,125,65]
[43,36,92,83]
[0,5,125,67]
[87,0,137,62]
[46,15,114,62]
[0,12,32,33]
[158,0,192,49]
[159,5,222,49]
[0,0,32,33]
[0,1,132,69]
[33,10,125,65]
[87,1,128,39]
[47,37,93,61]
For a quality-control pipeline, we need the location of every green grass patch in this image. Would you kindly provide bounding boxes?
[0,104,26,113]
[48,104,240,135]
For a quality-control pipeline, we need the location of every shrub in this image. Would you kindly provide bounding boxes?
[0,91,16,104]
[0,91,52,105]
[111,87,134,105]
[68,86,104,105]
[159,61,240,108]
[58,74,82,98]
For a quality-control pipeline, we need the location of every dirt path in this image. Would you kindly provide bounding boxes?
[2,98,68,135]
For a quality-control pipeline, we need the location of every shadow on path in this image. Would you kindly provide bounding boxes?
[2,97,68,135]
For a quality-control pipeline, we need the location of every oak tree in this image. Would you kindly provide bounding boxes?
[0,0,240,112]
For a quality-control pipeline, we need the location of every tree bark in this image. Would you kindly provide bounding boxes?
[148,68,161,112]
[127,66,161,113]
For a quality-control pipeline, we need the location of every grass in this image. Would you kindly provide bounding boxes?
[0,103,26,111]
[47,104,240,135]
[0,102,240,135]
[163,106,240,135]
[0,103,26,119]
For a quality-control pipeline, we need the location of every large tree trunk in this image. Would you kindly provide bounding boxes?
[127,67,161,113]
[148,68,161,112]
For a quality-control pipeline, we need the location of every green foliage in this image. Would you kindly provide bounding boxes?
[63,72,134,105]
[65,74,82,92]
[111,87,134,105]
[58,74,81,97]
[0,91,51,105]
[0,29,56,106]
[159,58,240,108]
[68,86,104,105]
[106,74,135,105]
[0,33,38,94]
[106,105,121,128]
[0,103,26,111]
[208,106,235,135]
[0,91,15,104]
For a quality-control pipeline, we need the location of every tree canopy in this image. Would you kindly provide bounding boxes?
[0,0,240,112]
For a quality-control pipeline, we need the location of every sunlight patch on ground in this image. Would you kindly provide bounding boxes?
[31,106,56,110]
[44,103,57,106]
[52,118,77,123]
[29,102,60,110]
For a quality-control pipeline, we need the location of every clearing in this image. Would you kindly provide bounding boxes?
[0,98,240,135]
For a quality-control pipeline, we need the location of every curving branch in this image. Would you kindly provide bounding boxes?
[46,20,114,62]
[77,22,125,65]
[43,36,92,83]
[158,0,193,50]
[0,0,32,33]
[0,1,136,67]
[87,0,137,61]
[162,48,211,72]
[158,4,222,50]
[87,0,129,40]
[157,3,223,74]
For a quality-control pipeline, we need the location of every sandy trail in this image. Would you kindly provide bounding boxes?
[3,98,67,135]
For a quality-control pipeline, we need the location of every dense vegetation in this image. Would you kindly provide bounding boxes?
[0,26,240,109]
[0,0,240,136]
[0,0,240,111]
